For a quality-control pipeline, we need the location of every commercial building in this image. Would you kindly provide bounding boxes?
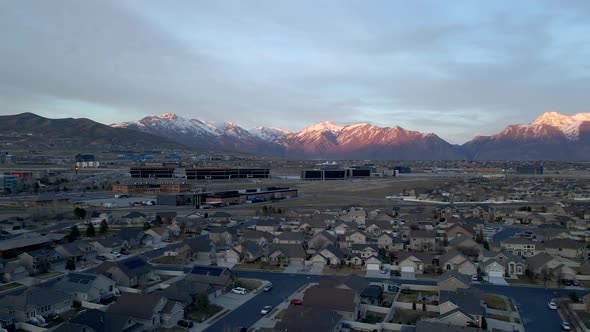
[130,167,176,179]
[75,154,99,168]
[516,164,543,175]
[301,166,375,180]
[157,187,297,207]
[185,168,270,180]
[0,175,17,194]
[112,182,193,194]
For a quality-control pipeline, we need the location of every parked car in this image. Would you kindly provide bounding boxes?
[548,301,557,310]
[96,255,107,261]
[260,305,272,315]
[263,283,273,292]
[111,251,121,258]
[177,320,194,328]
[561,321,571,330]
[380,268,389,274]
[562,279,572,286]
[289,299,303,305]
[571,280,580,286]
[231,287,247,295]
[471,274,478,281]
[120,250,129,255]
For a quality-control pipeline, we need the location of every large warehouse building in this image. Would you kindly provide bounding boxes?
[157,187,297,207]
[185,168,271,180]
[130,167,176,179]
[301,166,375,180]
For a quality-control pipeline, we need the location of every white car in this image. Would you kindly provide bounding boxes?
[111,251,121,258]
[561,322,571,330]
[471,275,478,281]
[548,301,557,310]
[260,305,272,315]
[231,287,247,295]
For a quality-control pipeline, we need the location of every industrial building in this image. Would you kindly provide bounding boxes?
[112,182,194,194]
[130,167,176,179]
[301,166,375,180]
[157,187,297,207]
[75,154,99,168]
[185,168,270,180]
[0,175,17,194]
[0,152,16,165]
[516,165,544,175]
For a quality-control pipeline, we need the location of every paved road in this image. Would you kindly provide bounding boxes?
[203,271,583,332]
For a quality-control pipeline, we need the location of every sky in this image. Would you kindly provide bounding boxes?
[1,1,590,144]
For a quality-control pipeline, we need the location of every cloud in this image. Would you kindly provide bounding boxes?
[0,0,589,143]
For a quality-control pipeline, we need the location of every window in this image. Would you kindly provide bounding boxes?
[109,285,113,292]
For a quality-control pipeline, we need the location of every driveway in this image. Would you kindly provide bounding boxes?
[308,264,324,275]
[282,263,304,274]
[366,270,389,279]
[486,276,509,285]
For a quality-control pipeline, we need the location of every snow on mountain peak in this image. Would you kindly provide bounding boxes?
[160,113,177,121]
[527,112,590,140]
[249,127,291,141]
[531,112,571,127]
[299,121,344,134]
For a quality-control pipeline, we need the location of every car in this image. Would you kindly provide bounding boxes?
[153,245,162,250]
[177,320,194,328]
[231,287,247,295]
[260,305,272,315]
[263,283,273,292]
[381,268,389,274]
[120,250,129,255]
[561,321,571,330]
[471,274,478,281]
[289,299,303,305]
[562,279,573,286]
[572,280,580,286]
[111,251,121,258]
[96,255,107,261]
[548,301,557,310]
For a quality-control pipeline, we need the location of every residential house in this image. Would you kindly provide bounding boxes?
[144,227,170,245]
[302,285,361,320]
[268,244,306,266]
[273,231,305,245]
[209,211,233,224]
[155,279,215,306]
[107,293,170,331]
[526,252,576,280]
[116,228,146,248]
[445,223,475,241]
[54,242,87,263]
[543,238,583,259]
[90,257,154,288]
[307,231,337,252]
[501,238,540,258]
[255,219,279,233]
[89,211,112,226]
[186,265,236,295]
[220,247,241,264]
[0,259,28,282]
[160,300,185,328]
[416,321,484,332]
[274,306,343,332]
[167,223,181,237]
[448,236,481,257]
[298,218,326,235]
[312,244,344,266]
[439,249,477,276]
[532,226,570,242]
[175,238,216,263]
[479,250,526,276]
[121,211,148,225]
[437,288,485,328]
[351,244,379,260]
[480,259,505,278]
[376,232,404,251]
[409,230,437,252]
[52,309,144,332]
[393,252,435,275]
[340,230,366,248]
[0,287,73,322]
[364,256,383,270]
[437,270,471,292]
[237,240,263,263]
[365,219,394,236]
[47,272,117,304]
[18,248,62,275]
[241,230,274,247]
[92,238,124,255]
[156,211,177,224]
[207,226,237,246]
[333,222,356,235]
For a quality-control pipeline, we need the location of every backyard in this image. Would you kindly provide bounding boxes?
[360,312,385,324]
[397,290,438,303]
[391,309,438,325]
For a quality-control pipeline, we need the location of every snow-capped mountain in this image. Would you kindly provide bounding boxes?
[462,112,590,160]
[112,114,464,159]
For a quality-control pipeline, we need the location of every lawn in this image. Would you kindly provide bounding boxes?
[233,262,285,272]
[323,266,365,276]
[361,313,385,324]
[506,276,558,287]
[0,283,22,292]
[485,295,507,311]
[391,309,438,325]
[35,271,64,280]
[488,313,511,322]
[396,290,436,303]
[236,279,262,292]
[185,304,223,323]
[576,310,590,329]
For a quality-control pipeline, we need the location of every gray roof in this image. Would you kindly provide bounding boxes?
[275,305,342,332]
[312,230,336,243]
[480,249,524,264]
[181,238,213,253]
[438,270,471,286]
[320,244,345,259]
[241,230,274,241]
[90,257,152,280]
[526,252,555,271]
[269,244,306,259]
[47,272,113,294]
[410,230,437,238]
[53,309,142,332]
[242,240,263,258]
[107,293,164,320]
[0,287,72,312]
[0,234,56,251]
[438,248,465,264]
[439,288,484,316]
[277,231,305,241]
[543,238,581,250]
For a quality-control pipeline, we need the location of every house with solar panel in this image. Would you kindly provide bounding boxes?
[45,272,118,304]
[90,257,155,288]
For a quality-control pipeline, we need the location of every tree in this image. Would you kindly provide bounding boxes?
[194,292,210,310]
[277,207,283,214]
[422,303,426,311]
[412,302,416,310]
[86,223,96,237]
[483,240,490,251]
[569,290,579,303]
[99,219,109,234]
[74,207,86,219]
[153,215,162,226]
[476,228,484,244]
[481,317,487,330]
[68,225,81,241]
[164,216,173,225]
[143,222,151,230]
[203,212,209,219]
[262,205,268,216]
[65,259,76,271]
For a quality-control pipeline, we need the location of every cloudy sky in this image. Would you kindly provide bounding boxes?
[1,1,589,143]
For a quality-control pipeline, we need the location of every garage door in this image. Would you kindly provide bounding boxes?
[312,261,325,269]
[367,263,380,270]
[401,266,415,273]
[489,271,503,278]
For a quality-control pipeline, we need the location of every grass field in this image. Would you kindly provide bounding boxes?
[488,313,511,322]
[485,294,507,311]
[236,279,263,292]
[391,309,438,325]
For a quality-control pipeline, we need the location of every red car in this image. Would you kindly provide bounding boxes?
[289,299,303,306]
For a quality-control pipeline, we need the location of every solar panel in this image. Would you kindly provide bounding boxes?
[191,266,222,276]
